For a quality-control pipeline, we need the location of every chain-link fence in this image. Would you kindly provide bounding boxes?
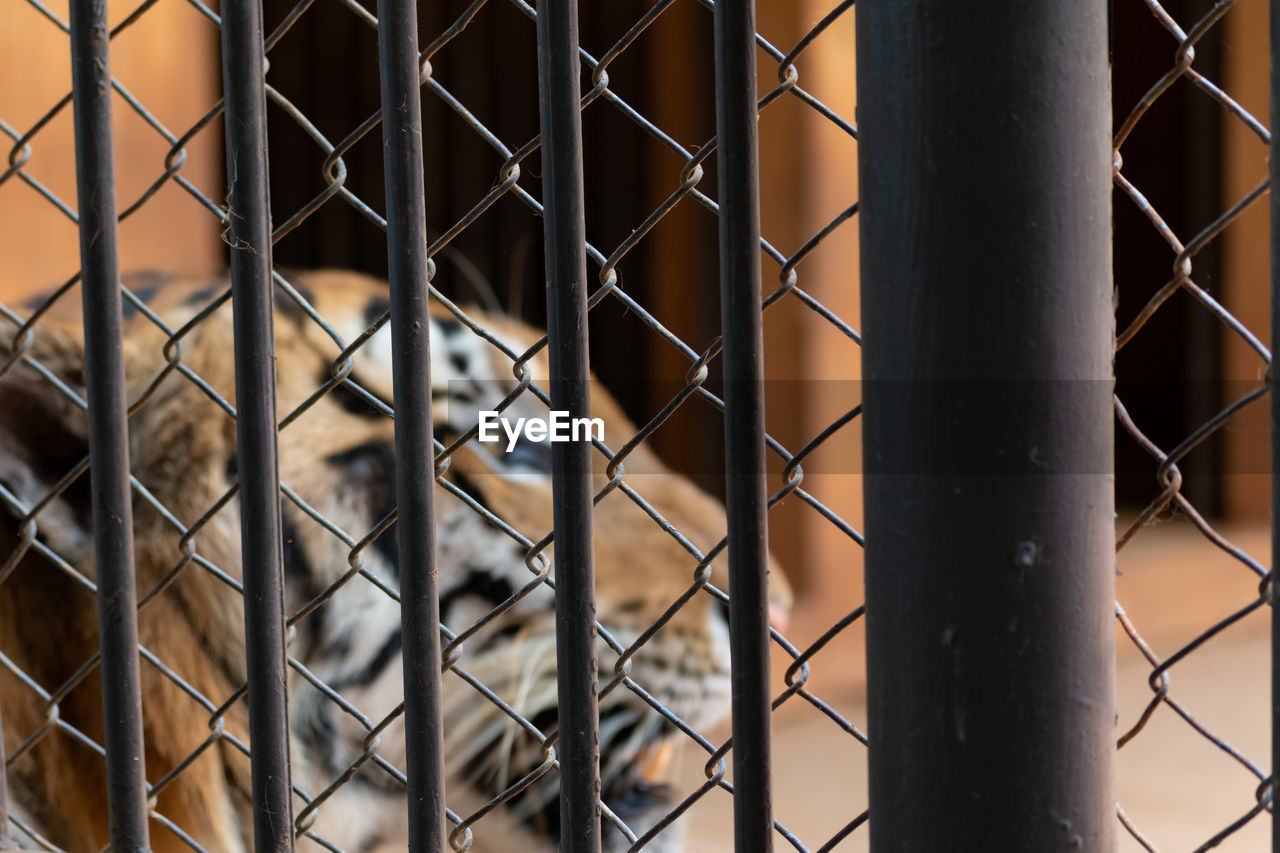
[3,0,1275,851]
[1111,0,1274,849]
[1,0,861,850]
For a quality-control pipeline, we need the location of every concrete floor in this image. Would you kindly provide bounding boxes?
[664,519,1274,851]
[1111,519,1270,852]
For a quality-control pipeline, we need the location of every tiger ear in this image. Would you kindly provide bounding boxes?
[0,324,95,561]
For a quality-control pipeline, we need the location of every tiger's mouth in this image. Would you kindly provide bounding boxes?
[477,712,682,847]
[601,740,676,824]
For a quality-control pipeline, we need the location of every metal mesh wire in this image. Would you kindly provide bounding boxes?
[5,0,1276,849]
[0,0,861,850]
[1112,0,1272,849]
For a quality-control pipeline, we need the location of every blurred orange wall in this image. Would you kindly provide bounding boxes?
[0,0,222,305]
[1221,0,1271,522]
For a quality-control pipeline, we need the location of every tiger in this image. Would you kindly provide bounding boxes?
[0,269,792,852]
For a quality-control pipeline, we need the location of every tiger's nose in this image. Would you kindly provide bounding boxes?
[767,565,793,633]
[768,600,789,633]
[715,597,789,633]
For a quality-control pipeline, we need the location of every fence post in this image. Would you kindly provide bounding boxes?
[221,0,295,848]
[1271,0,1280,844]
[375,1,448,848]
[712,0,774,850]
[534,1,602,849]
[68,1,152,848]
[857,3,1115,850]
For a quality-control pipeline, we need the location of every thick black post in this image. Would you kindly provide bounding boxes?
[857,3,1115,851]
[535,0,602,849]
[221,1,294,848]
[1271,0,1280,845]
[376,1,447,849]
[713,1,773,851]
[68,2,151,849]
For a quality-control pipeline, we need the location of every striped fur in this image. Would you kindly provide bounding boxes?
[0,270,790,852]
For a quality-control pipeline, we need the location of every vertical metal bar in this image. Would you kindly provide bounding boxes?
[712,1,773,850]
[857,3,1115,851]
[375,2,447,849]
[0,705,13,849]
[68,2,151,848]
[1271,0,1280,845]
[221,1,294,849]
[535,1,601,849]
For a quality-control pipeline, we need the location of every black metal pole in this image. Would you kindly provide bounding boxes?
[1271,0,1280,845]
[68,2,151,848]
[535,1,602,849]
[713,1,773,850]
[857,3,1115,851]
[0,704,12,849]
[221,1,294,848]
[376,2,447,849]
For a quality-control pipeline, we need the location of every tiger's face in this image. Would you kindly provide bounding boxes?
[0,269,791,852]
